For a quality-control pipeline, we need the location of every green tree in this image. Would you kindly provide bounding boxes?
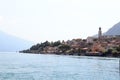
[51,41,61,47]
[58,44,70,52]
[30,44,40,50]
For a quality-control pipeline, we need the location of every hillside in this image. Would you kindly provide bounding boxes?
[0,31,33,52]
[105,22,120,35]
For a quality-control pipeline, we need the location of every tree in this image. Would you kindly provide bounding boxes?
[30,44,40,50]
[115,46,120,52]
[58,44,70,52]
[51,41,61,47]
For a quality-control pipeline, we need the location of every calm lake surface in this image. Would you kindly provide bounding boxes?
[0,52,119,80]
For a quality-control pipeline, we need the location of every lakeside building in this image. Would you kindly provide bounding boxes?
[21,27,120,56]
[87,27,120,52]
[87,37,94,43]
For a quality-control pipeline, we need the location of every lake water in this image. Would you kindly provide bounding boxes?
[0,52,119,80]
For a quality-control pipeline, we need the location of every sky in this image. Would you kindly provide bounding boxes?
[0,0,120,43]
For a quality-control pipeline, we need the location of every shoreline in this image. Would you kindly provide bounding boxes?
[19,51,120,58]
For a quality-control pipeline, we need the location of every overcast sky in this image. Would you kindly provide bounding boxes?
[0,0,120,42]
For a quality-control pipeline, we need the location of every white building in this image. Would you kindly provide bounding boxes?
[87,37,94,43]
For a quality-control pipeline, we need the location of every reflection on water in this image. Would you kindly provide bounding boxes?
[0,52,119,80]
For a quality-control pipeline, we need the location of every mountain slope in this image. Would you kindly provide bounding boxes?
[0,31,33,52]
[105,22,120,35]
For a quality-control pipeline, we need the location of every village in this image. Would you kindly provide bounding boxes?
[21,27,120,57]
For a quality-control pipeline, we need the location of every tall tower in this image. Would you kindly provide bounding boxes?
[98,27,102,40]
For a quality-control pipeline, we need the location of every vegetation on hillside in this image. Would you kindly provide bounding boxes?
[20,37,120,57]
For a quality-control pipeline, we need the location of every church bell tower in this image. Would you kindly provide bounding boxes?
[98,27,102,41]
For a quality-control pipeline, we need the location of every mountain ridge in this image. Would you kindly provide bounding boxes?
[0,31,33,52]
[105,22,120,35]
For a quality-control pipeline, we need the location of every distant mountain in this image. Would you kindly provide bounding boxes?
[0,31,33,52]
[105,22,120,35]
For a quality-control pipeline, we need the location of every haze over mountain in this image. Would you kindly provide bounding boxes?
[0,31,33,52]
[105,22,120,35]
